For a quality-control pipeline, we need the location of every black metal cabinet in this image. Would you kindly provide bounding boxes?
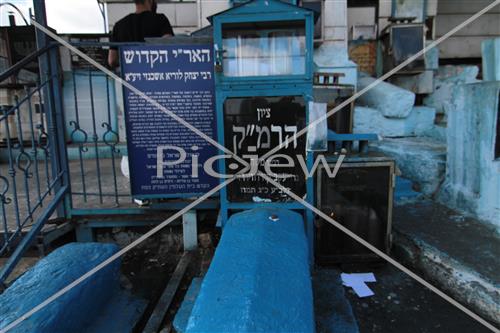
[315,154,395,264]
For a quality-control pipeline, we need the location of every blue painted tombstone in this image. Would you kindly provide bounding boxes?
[185,208,315,333]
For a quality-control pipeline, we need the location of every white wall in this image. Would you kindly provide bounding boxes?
[323,0,347,47]
[436,0,500,59]
[378,0,437,35]
[374,0,500,59]
[199,0,231,28]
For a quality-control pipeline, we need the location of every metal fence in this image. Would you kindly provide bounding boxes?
[0,38,141,285]
[0,43,69,284]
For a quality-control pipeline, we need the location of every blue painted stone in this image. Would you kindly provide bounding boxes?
[0,243,120,333]
[424,41,439,71]
[85,288,148,333]
[353,106,436,138]
[370,137,446,196]
[186,208,315,333]
[390,70,434,94]
[394,176,423,205]
[482,38,500,82]
[423,65,479,115]
[313,269,359,333]
[422,124,446,144]
[357,76,415,119]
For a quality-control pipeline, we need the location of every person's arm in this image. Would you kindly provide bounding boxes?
[108,48,119,68]
[108,25,120,68]
[160,14,174,37]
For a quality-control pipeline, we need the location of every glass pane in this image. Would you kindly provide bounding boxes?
[222,21,306,77]
[223,96,307,202]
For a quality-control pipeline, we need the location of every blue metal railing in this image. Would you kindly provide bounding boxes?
[0,37,162,284]
[63,54,127,211]
[61,41,181,214]
[0,43,70,285]
[0,0,160,285]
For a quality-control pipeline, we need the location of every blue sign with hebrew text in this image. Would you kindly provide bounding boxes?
[121,44,218,197]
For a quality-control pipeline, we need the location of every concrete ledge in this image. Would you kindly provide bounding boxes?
[186,208,314,333]
[393,232,500,325]
[392,202,500,325]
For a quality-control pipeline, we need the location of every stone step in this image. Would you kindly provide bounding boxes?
[392,200,500,326]
[370,137,446,196]
[353,106,436,138]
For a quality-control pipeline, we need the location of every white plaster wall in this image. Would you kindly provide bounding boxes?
[314,0,356,86]
[436,0,500,59]
[324,0,347,47]
[199,0,231,28]
[378,0,437,35]
[375,0,500,58]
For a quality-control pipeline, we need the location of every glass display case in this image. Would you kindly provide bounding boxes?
[222,21,306,77]
[211,0,316,256]
[212,0,314,84]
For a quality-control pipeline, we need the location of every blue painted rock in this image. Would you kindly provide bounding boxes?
[0,242,120,333]
[353,106,436,138]
[357,76,416,119]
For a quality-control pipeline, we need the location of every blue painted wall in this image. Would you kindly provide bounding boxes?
[439,82,500,228]
[482,38,500,82]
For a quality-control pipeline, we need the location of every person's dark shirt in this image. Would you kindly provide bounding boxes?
[110,11,174,49]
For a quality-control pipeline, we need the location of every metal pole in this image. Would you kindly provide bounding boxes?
[32,0,70,218]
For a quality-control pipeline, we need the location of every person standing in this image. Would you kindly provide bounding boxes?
[107,0,174,200]
[107,0,174,68]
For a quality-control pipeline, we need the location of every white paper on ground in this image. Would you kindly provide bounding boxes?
[341,273,377,298]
